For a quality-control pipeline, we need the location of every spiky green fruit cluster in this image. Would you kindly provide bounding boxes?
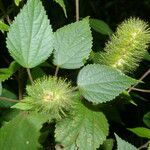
[93,18,150,73]
[18,77,75,120]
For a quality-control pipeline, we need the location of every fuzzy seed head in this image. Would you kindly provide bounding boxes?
[24,77,75,120]
[94,18,150,73]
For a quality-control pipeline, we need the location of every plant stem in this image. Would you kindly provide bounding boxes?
[27,68,33,84]
[55,66,59,77]
[18,69,23,100]
[131,88,150,93]
[75,0,79,21]
[128,68,150,92]
[0,97,18,103]
[6,15,11,25]
[138,141,150,150]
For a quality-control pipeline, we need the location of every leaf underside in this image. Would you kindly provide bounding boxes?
[115,134,137,150]
[53,18,92,69]
[7,0,54,68]
[55,99,109,150]
[77,64,137,103]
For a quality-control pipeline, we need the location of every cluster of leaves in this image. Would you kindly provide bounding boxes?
[0,0,150,149]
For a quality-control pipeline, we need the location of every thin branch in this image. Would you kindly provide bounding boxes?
[75,0,79,21]
[138,141,150,150]
[27,68,33,84]
[128,68,150,92]
[0,97,18,103]
[6,15,11,25]
[18,69,23,100]
[55,66,59,77]
[131,88,150,93]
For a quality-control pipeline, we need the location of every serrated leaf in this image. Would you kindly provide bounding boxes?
[53,18,92,69]
[54,0,67,17]
[115,134,137,150]
[14,0,22,6]
[0,113,48,150]
[55,99,109,150]
[0,88,18,108]
[90,19,113,35]
[0,20,9,32]
[143,112,150,128]
[77,64,137,103]
[7,0,54,68]
[128,127,150,139]
[0,61,20,82]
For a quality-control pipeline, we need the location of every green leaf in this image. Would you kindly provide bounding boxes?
[0,88,18,108]
[0,82,2,95]
[77,64,137,103]
[55,99,109,150]
[53,18,92,69]
[115,134,137,150]
[0,113,48,150]
[11,101,33,110]
[54,0,67,17]
[90,19,113,35]
[7,0,54,68]
[128,127,150,139]
[0,20,9,32]
[0,109,20,125]
[0,61,20,82]
[14,0,22,6]
[99,139,114,150]
[144,51,150,62]
[143,112,150,128]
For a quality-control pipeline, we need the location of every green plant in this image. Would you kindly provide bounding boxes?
[0,0,150,149]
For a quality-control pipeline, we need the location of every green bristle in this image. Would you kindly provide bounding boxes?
[93,18,150,73]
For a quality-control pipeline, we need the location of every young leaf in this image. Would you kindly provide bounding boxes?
[14,0,22,6]
[11,101,33,110]
[55,99,109,150]
[7,0,54,68]
[0,20,9,32]
[128,127,150,139]
[143,112,150,128]
[115,134,137,150]
[54,0,67,17]
[53,18,92,69]
[0,113,48,150]
[90,19,113,35]
[0,88,18,108]
[77,64,137,103]
[0,61,20,82]
[99,139,114,150]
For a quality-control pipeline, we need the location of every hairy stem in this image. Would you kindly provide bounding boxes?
[27,68,33,84]
[128,68,150,92]
[0,97,18,103]
[75,0,79,21]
